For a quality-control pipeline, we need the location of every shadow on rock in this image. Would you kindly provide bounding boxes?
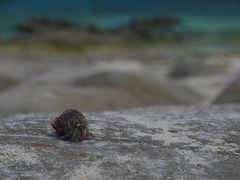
[0,74,21,93]
[213,75,240,104]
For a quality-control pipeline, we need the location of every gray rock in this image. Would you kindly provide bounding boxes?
[17,17,74,34]
[0,74,21,93]
[72,71,202,105]
[214,75,240,104]
[169,59,227,78]
[0,71,202,117]
[0,105,240,179]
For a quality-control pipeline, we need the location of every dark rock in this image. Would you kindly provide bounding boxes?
[129,16,181,28]
[17,17,74,33]
[113,16,181,40]
[0,74,21,93]
[14,17,110,45]
[0,105,240,179]
[213,75,240,104]
[13,15,181,45]
[169,59,227,78]
[85,26,105,34]
[72,71,202,105]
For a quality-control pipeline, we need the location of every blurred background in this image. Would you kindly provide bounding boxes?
[0,0,240,117]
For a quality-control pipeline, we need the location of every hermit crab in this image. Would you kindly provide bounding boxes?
[50,109,94,142]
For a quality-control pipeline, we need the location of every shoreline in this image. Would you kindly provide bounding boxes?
[1,31,240,55]
[0,15,239,56]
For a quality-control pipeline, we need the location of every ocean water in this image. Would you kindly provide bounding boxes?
[0,0,240,37]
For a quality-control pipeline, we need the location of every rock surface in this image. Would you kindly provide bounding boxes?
[168,58,227,78]
[0,57,202,117]
[14,16,180,43]
[0,105,240,179]
[0,74,21,93]
[0,51,239,117]
[214,75,240,104]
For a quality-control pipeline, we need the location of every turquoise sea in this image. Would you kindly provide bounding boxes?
[0,0,240,37]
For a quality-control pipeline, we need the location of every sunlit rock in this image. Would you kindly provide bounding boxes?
[0,105,239,179]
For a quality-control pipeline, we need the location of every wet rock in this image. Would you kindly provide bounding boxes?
[0,105,240,179]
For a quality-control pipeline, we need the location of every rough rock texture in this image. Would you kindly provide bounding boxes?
[0,105,240,179]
